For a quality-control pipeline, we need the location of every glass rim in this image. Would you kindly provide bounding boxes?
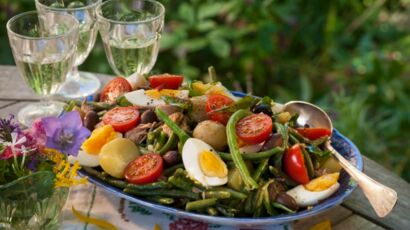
[6,11,79,40]
[96,0,165,25]
[35,0,102,12]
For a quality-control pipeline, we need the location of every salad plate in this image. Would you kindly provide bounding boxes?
[78,90,363,227]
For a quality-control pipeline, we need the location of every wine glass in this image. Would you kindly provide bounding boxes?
[96,0,165,86]
[7,11,79,127]
[35,0,102,99]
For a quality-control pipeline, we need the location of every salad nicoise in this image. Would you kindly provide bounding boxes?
[68,72,342,217]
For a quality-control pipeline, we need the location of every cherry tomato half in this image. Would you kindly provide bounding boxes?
[124,153,163,184]
[102,106,140,132]
[148,74,184,89]
[236,113,273,144]
[283,144,310,184]
[100,77,132,103]
[296,128,331,140]
[206,94,235,125]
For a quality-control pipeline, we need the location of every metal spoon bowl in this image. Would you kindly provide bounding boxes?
[283,101,398,218]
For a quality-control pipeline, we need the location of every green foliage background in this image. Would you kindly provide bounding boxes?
[1,0,409,181]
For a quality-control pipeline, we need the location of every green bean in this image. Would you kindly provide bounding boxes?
[226,109,258,190]
[162,163,184,176]
[185,198,217,211]
[252,158,269,181]
[301,146,315,179]
[218,146,283,161]
[126,181,171,191]
[203,191,231,199]
[215,204,238,217]
[244,190,255,214]
[146,197,175,205]
[168,175,193,191]
[208,187,247,200]
[158,132,178,155]
[124,188,199,200]
[82,167,107,181]
[155,108,190,144]
[97,110,107,117]
[154,131,167,151]
[106,178,128,189]
[207,207,218,216]
[275,123,289,149]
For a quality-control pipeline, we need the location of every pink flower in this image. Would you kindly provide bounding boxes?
[29,118,47,148]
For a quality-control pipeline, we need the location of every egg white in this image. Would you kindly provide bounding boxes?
[182,138,228,187]
[124,89,166,107]
[286,182,340,207]
[68,150,100,167]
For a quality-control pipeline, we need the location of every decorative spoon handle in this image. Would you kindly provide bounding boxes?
[326,142,398,218]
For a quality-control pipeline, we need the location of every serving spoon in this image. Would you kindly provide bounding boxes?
[282,101,397,218]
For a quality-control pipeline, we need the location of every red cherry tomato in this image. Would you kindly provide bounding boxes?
[124,153,163,184]
[206,94,235,125]
[236,113,273,144]
[148,74,184,89]
[102,106,140,132]
[100,77,132,103]
[283,144,310,184]
[296,128,331,140]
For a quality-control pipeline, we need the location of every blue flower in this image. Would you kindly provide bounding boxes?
[42,111,90,156]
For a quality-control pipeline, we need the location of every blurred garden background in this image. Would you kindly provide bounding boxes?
[1,0,409,181]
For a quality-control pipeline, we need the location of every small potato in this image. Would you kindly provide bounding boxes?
[193,120,227,151]
[99,138,140,178]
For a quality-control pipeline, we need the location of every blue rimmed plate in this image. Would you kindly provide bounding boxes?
[79,91,363,227]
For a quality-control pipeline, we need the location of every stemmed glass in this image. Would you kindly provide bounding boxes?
[35,0,102,99]
[7,11,79,127]
[96,0,165,86]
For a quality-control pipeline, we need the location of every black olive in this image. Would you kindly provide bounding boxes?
[83,111,99,131]
[268,181,286,201]
[252,103,273,116]
[276,192,299,212]
[162,150,181,166]
[140,110,157,124]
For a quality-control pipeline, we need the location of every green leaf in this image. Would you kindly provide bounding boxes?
[178,3,195,25]
[198,3,225,20]
[180,38,208,52]
[196,20,216,32]
[300,75,312,101]
[210,38,231,58]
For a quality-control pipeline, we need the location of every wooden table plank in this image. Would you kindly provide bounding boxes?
[0,100,16,109]
[342,156,410,230]
[0,101,32,118]
[293,206,352,230]
[333,215,385,230]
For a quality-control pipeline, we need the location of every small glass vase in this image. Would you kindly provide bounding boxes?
[0,171,69,230]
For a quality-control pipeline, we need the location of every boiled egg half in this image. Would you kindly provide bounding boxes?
[124,89,189,107]
[286,173,340,207]
[182,138,228,187]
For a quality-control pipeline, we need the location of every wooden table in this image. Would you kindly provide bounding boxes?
[0,65,408,230]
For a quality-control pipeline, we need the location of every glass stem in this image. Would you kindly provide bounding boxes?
[70,66,81,81]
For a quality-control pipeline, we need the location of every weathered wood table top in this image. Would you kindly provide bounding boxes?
[0,65,408,230]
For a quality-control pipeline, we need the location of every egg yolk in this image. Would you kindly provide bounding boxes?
[199,150,228,178]
[81,125,118,155]
[145,89,182,99]
[304,172,340,192]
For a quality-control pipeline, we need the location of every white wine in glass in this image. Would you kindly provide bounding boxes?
[35,0,102,99]
[7,11,79,127]
[96,0,164,86]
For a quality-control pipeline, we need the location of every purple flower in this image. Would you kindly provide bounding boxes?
[42,111,90,156]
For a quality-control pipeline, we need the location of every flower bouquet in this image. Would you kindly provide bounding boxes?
[0,111,90,229]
